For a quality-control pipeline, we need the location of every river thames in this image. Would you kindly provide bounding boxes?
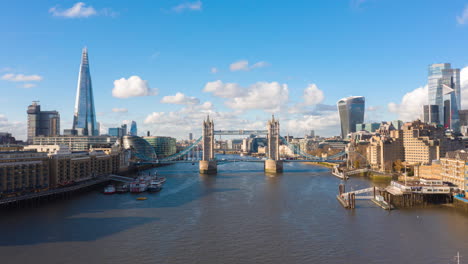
[0,159,467,263]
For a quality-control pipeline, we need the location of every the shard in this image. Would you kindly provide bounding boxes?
[72,47,98,136]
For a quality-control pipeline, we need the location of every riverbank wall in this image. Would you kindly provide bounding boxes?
[453,195,468,212]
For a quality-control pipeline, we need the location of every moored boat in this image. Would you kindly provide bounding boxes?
[116,184,129,194]
[103,184,116,194]
[148,182,162,193]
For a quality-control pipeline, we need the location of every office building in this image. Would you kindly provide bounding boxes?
[129,121,137,136]
[428,63,461,124]
[32,135,117,151]
[27,101,60,144]
[337,96,365,138]
[423,105,440,124]
[391,120,404,130]
[122,135,157,161]
[0,132,17,145]
[108,124,128,137]
[189,133,193,141]
[143,136,177,158]
[72,47,98,136]
[355,122,380,133]
[443,87,460,132]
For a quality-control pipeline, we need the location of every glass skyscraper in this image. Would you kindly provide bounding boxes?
[337,96,365,138]
[27,101,60,144]
[130,121,137,136]
[428,63,460,128]
[72,47,98,136]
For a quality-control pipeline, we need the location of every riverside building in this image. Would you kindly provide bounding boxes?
[32,135,118,151]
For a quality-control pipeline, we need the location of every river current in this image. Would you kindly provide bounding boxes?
[0,157,467,263]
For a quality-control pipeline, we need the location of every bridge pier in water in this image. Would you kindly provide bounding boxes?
[200,116,217,174]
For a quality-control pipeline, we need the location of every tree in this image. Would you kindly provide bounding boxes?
[353,160,360,169]
[393,159,403,172]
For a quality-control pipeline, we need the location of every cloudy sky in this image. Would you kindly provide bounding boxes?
[1,0,468,140]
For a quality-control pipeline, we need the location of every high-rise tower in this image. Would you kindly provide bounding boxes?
[337,96,365,138]
[428,63,461,127]
[72,47,98,136]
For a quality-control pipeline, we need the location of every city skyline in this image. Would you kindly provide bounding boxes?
[1,1,468,140]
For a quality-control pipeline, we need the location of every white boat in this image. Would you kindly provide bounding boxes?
[130,177,149,193]
[103,184,116,194]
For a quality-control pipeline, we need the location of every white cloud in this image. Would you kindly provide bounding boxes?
[457,5,468,25]
[22,83,36,88]
[227,82,288,112]
[388,85,427,121]
[461,66,468,108]
[229,60,269,72]
[251,61,270,69]
[287,112,340,137]
[1,73,43,82]
[49,2,97,18]
[112,108,128,113]
[161,92,200,105]
[303,84,324,105]
[211,67,218,74]
[367,106,378,111]
[230,60,249,71]
[173,1,202,12]
[112,76,158,99]
[0,114,27,141]
[204,80,288,112]
[203,80,245,98]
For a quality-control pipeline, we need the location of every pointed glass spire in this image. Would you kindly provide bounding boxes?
[72,47,98,136]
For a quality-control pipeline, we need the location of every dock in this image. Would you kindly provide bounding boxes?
[0,175,117,208]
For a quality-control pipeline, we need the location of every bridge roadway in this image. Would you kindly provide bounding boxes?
[213,130,268,135]
[144,159,342,164]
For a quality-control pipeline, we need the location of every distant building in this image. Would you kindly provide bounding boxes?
[443,87,460,132]
[459,110,468,126]
[391,120,404,130]
[143,136,177,158]
[122,135,157,161]
[32,135,118,151]
[27,101,60,144]
[72,47,99,136]
[356,122,380,133]
[423,105,440,124]
[337,96,365,138]
[129,121,137,136]
[428,63,460,125]
[366,130,404,172]
[108,124,128,137]
[0,132,17,145]
[189,133,193,141]
[402,120,463,165]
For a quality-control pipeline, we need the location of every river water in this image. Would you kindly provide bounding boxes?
[0,158,467,264]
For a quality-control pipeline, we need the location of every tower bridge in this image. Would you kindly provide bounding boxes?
[137,116,350,174]
[200,115,283,174]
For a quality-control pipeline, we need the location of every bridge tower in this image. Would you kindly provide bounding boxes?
[200,115,217,174]
[265,115,283,173]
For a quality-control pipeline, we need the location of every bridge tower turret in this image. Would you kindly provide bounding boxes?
[200,115,217,174]
[265,115,283,173]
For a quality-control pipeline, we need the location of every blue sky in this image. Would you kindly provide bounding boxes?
[1,0,468,140]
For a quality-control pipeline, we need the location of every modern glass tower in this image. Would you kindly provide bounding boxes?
[337,96,365,138]
[72,47,98,136]
[428,63,461,125]
[130,121,137,136]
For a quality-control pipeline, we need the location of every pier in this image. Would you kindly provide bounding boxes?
[0,175,118,209]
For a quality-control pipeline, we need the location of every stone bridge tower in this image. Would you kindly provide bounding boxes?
[265,115,283,173]
[200,116,217,174]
